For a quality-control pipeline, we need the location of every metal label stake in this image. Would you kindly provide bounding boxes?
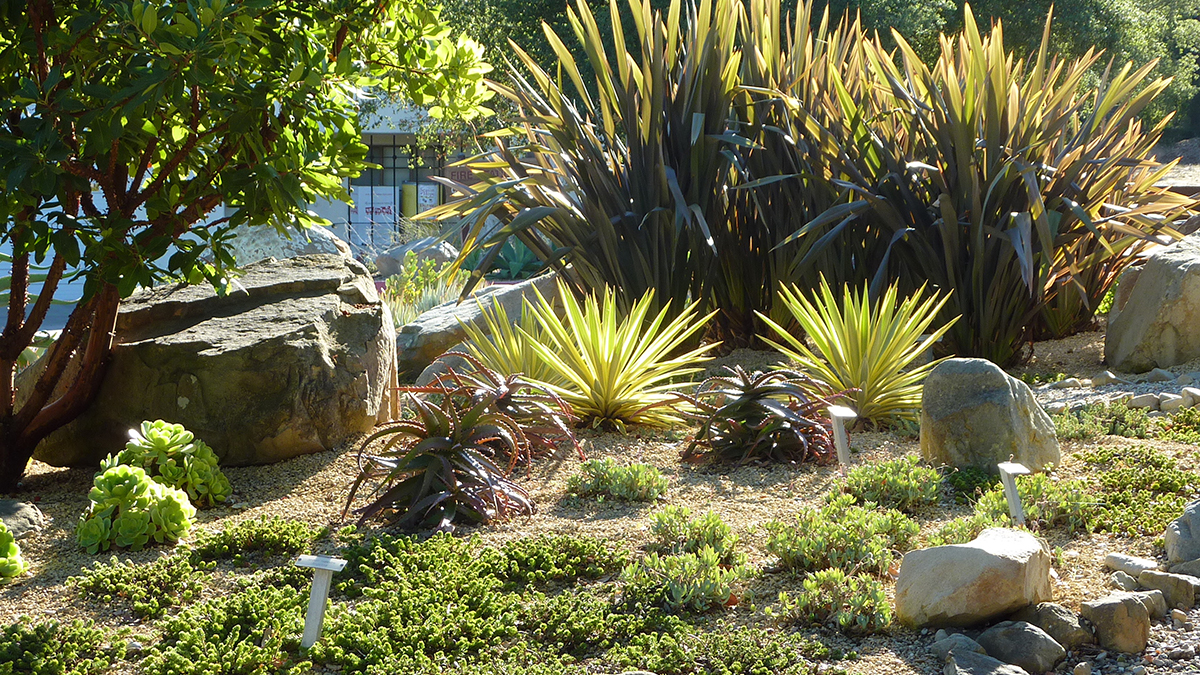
[827,405,857,474]
[296,554,348,649]
[997,462,1031,526]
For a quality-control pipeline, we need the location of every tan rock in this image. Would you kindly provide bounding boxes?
[1106,234,1200,372]
[920,359,1060,473]
[1138,570,1196,610]
[895,528,1052,628]
[1080,594,1150,653]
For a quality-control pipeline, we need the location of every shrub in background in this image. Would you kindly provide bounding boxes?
[567,459,668,503]
[521,282,716,430]
[76,465,196,554]
[762,279,956,427]
[840,456,941,512]
[104,419,231,507]
[682,366,843,465]
[974,474,1094,533]
[0,520,27,579]
[1051,402,1154,441]
[825,8,1193,364]
[382,251,479,327]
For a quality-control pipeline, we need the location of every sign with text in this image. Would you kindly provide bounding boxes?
[349,186,399,249]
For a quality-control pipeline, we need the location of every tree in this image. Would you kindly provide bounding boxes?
[0,0,493,491]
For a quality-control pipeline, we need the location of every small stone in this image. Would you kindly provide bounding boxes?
[1162,393,1188,413]
[935,629,949,641]
[1046,401,1068,414]
[1182,387,1200,406]
[1113,570,1140,591]
[1139,570,1196,610]
[1047,378,1084,389]
[930,633,987,661]
[1092,371,1125,386]
[126,640,143,654]
[1174,618,1186,629]
[0,500,45,539]
[1074,663,1092,675]
[1179,372,1197,385]
[1173,608,1189,622]
[1149,368,1177,382]
[1168,646,1195,659]
[1106,553,1161,576]
[1132,666,1146,675]
[1128,393,1161,409]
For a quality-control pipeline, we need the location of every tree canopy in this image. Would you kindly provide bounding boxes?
[0,0,493,491]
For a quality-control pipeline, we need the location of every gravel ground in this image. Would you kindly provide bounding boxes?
[1,340,1198,675]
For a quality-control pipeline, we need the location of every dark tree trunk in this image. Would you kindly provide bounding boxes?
[0,283,120,493]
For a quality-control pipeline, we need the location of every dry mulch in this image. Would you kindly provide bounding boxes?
[0,338,1194,675]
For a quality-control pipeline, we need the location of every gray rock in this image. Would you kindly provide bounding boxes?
[1081,594,1150,653]
[977,621,1066,674]
[1106,234,1200,372]
[1182,387,1200,406]
[896,528,1053,628]
[1161,393,1189,412]
[1138,570,1196,610]
[1112,570,1140,591]
[931,633,988,661]
[1091,371,1125,386]
[1168,559,1200,577]
[1009,602,1094,650]
[0,500,44,539]
[414,346,474,387]
[375,237,459,279]
[23,256,395,467]
[920,359,1060,473]
[1105,552,1160,576]
[1148,367,1178,382]
[1046,378,1084,389]
[944,649,1030,675]
[1044,401,1068,414]
[395,273,558,379]
[1073,662,1092,675]
[225,224,351,265]
[1166,500,1200,565]
[1127,393,1161,410]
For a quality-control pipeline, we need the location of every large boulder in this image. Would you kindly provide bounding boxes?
[225,224,352,264]
[1106,234,1200,372]
[920,358,1060,473]
[25,255,395,467]
[1165,500,1200,565]
[895,528,1053,628]
[375,237,459,279]
[395,273,558,379]
[1080,594,1150,654]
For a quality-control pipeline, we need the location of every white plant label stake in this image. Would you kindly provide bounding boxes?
[827,405,857,474]
[997,462,1031,526]
[297,554,347,649]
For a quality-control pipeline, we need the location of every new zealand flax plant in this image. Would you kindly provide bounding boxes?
[808,6,1196,365]
[424,0,744,343]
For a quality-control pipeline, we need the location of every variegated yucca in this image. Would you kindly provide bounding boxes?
[459,295,565,387]
[520,281,718,430]
[760,278,958,426]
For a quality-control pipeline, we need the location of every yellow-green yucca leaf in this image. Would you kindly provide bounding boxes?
[758,278,958,426]
[521,280,719,430]
[459,295,567,387]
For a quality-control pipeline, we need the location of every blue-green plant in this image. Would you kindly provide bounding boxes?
[646,506,744,567]
[105,420,232,507]
[0,520,28,579]
[774,568,892,635]
[764,494,917,575]
[621,547,749,613]
[840,456,941,512]
[76,465,196,554]
[567,459,668,502]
